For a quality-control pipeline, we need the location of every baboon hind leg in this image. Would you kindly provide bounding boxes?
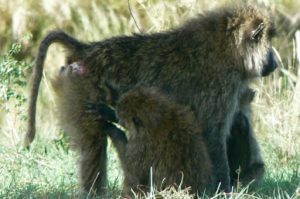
[78,133,107,195]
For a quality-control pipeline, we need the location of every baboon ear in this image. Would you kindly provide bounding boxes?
[249,22,265,42]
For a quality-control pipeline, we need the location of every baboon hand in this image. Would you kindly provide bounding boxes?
[85,101,118,123]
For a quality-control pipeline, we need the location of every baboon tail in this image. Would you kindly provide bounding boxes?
[25,30,88,148]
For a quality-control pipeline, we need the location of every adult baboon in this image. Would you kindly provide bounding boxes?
[26,6,277,192]
[97,88,212,196]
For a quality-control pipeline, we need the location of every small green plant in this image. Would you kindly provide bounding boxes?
[0,41,32,111]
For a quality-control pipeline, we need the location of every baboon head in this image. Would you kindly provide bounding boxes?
[231,6,278,77]
[116,88,193,136]
[116,88,164,133]
[180,6,277,79]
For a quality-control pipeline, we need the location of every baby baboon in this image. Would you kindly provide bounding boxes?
[99,88,212,196]
[226,46,277,187]
[92,87,266,190]
[51,62,109,194]
[227,89,265,187]
[26,6,277,192]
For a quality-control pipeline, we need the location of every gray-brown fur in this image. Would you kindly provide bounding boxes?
[106,88,212,196]
[26,5,277,192]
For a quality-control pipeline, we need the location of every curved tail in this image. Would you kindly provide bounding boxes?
[25,30,88,147]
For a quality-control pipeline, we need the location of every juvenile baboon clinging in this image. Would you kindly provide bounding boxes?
[92,87,266,189]
[226,42,278,186]
[98,88,212,196]
[26,5,277,192]
[228,88,265,187]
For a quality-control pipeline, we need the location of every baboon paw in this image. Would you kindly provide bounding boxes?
[84,101,117,122]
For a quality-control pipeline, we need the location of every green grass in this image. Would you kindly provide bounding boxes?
[0,138,123,198]
[0,140,78,198]
[0,0,299,198]
[0,140,299,198]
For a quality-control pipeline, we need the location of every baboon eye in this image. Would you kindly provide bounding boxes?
[251,22,265,42]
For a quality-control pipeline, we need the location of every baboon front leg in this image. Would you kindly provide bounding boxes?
[78,133,107,195]
[214,144,231,192]
[205,129,231,192]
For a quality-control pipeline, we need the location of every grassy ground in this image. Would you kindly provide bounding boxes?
[0,0,299,198]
